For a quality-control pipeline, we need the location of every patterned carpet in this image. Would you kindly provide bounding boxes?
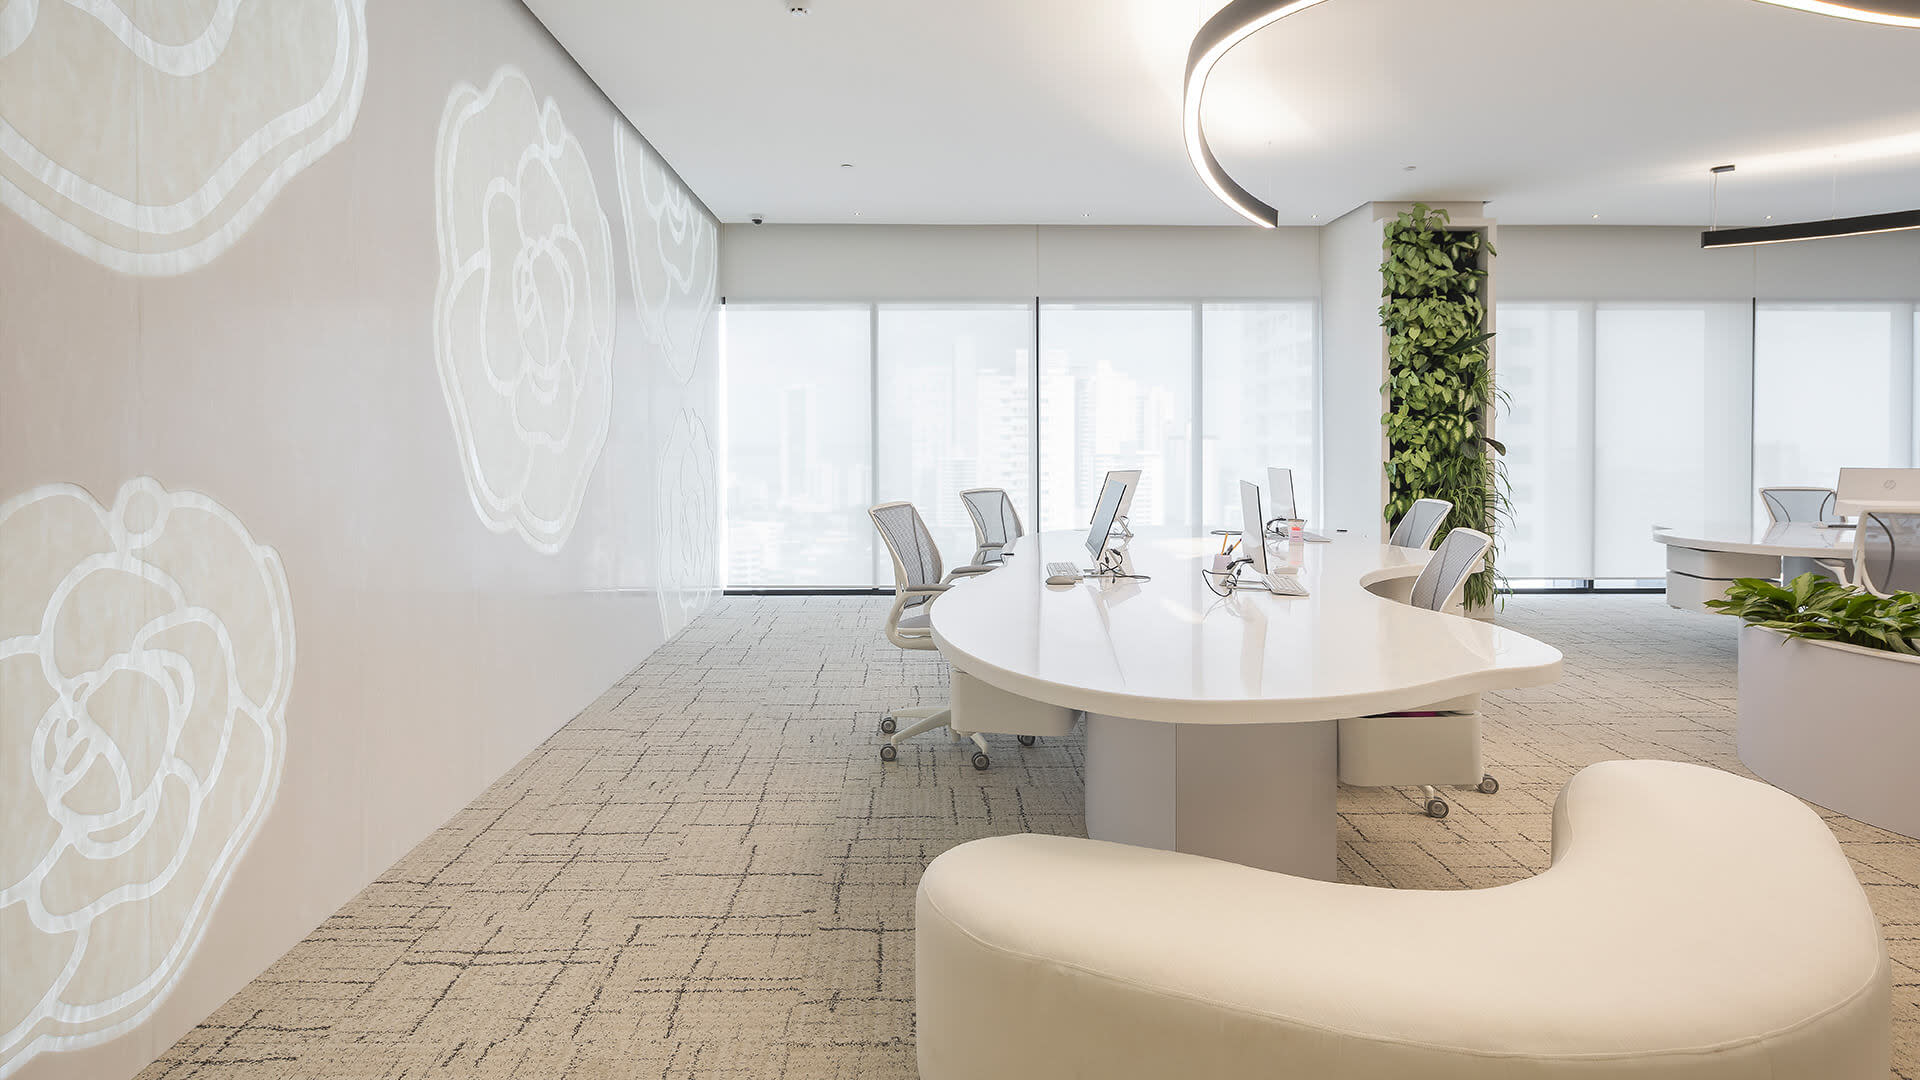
[140,595,1918,1079]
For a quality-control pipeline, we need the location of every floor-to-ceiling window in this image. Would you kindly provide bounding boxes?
[1202,302,1320,527]
[1499,297,1919,586]
[1495,302,1593,582]
[1037,304,1195,530]
[1497,301,1753,583]
[1592,302,1752,579]
[1752,302,1917,528]
[876,303,1035,572]
[723,303,873,586]
[723,299,1319,587]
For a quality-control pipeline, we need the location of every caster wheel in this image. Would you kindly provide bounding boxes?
[879,716,897,734]
[1017,735,1036,747]
[1478,774,1499,795]
[879,744,897,762]
[971,751,991,771]
[1425,798,1450,819]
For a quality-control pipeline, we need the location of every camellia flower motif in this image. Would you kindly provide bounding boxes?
[615,122,718,385]
[0,478,295,1077]
[434,67,615,554]
[0,0,368,275]
[656,409,720,635]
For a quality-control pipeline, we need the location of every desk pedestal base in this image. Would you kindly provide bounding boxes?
[1664,546,1781,613]
[1084,713,1336,881]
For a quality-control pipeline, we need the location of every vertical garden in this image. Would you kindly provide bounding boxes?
[1380,204,1506,607]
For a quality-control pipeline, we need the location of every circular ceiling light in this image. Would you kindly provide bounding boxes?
[1183,0,1920,227]
[1749,1,1920,25]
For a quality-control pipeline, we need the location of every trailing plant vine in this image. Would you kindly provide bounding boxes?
[1380,204,1509,607]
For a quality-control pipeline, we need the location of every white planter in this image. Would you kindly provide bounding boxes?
[1738,625,1920,839]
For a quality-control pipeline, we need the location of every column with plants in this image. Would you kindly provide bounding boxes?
[1380,204,1507,607]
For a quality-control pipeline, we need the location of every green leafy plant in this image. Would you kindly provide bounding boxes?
[1706,573,1920,656]
[1380,204,1508,607]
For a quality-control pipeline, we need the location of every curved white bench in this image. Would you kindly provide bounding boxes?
[915,760,1890,1079]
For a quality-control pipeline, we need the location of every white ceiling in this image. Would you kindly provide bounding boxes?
[525,0,1920,227]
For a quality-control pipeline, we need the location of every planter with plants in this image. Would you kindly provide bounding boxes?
[1708,573,1920,839]
[1380,204,1506,612]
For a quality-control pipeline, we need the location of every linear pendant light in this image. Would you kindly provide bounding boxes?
[1701,208,1920,248]
[1182,0,1920,229]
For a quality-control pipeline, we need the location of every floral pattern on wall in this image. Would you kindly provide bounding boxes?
[0,478,295,1077]
[614,122,717,385]
[433,66,615,554]
[0,0,369,275]
[656,409,718,635]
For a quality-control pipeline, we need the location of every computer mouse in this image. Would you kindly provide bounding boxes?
[1046,574,1080,586]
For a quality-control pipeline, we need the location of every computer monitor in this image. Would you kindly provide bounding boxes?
[1086,475,1130,564]
[1267,467,1298,523]
[1239,480,1269,576]
[1836,467,1920,516]
[1089,469,1142,527]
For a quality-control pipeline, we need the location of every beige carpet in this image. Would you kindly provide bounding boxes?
[139,595,1918,1080]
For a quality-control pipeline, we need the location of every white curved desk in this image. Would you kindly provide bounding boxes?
[1651,521,1854,612]
[931,530,1563,879]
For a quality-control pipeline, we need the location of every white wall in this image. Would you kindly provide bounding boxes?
[1316,206,1389,538]
[719,224,1320,299]
[1498,225,1920,300]
[0,4,719,1079]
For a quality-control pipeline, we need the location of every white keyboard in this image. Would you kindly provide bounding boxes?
[1256,573,1308,597]
[1045,561,1083,580]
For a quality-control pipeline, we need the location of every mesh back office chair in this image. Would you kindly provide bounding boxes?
[1760,486,1851,584]
[1410,527,1492,612]
[1389,498,1452,549]
[1855,511,1920,597]
[870,501,1006,768]
[1761,487,1840,524]
[960,488,1023,566]
[1339,527,1499,820]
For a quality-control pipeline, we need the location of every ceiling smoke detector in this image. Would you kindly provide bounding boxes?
[788,1,810,14]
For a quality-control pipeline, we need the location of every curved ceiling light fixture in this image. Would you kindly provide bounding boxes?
[1182,0,1920,228]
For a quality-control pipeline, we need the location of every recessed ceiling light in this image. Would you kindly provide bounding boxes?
[1402,165,1417,172]
[1592,214,1600,220]
[787,2,810,15]
[840,162,853,169]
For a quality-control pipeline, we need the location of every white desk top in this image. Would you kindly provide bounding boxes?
[929,530,1563,725]
[1651,521,1855,559]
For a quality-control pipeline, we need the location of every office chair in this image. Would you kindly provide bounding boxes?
[1388,498,1452,550]
[1761,486,1853,584]
[960,487,1022,566]
[1854,511,1920,597]
[1339,527,1498,819]
[869,500,1008,768]
[1760,486,1839,524]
